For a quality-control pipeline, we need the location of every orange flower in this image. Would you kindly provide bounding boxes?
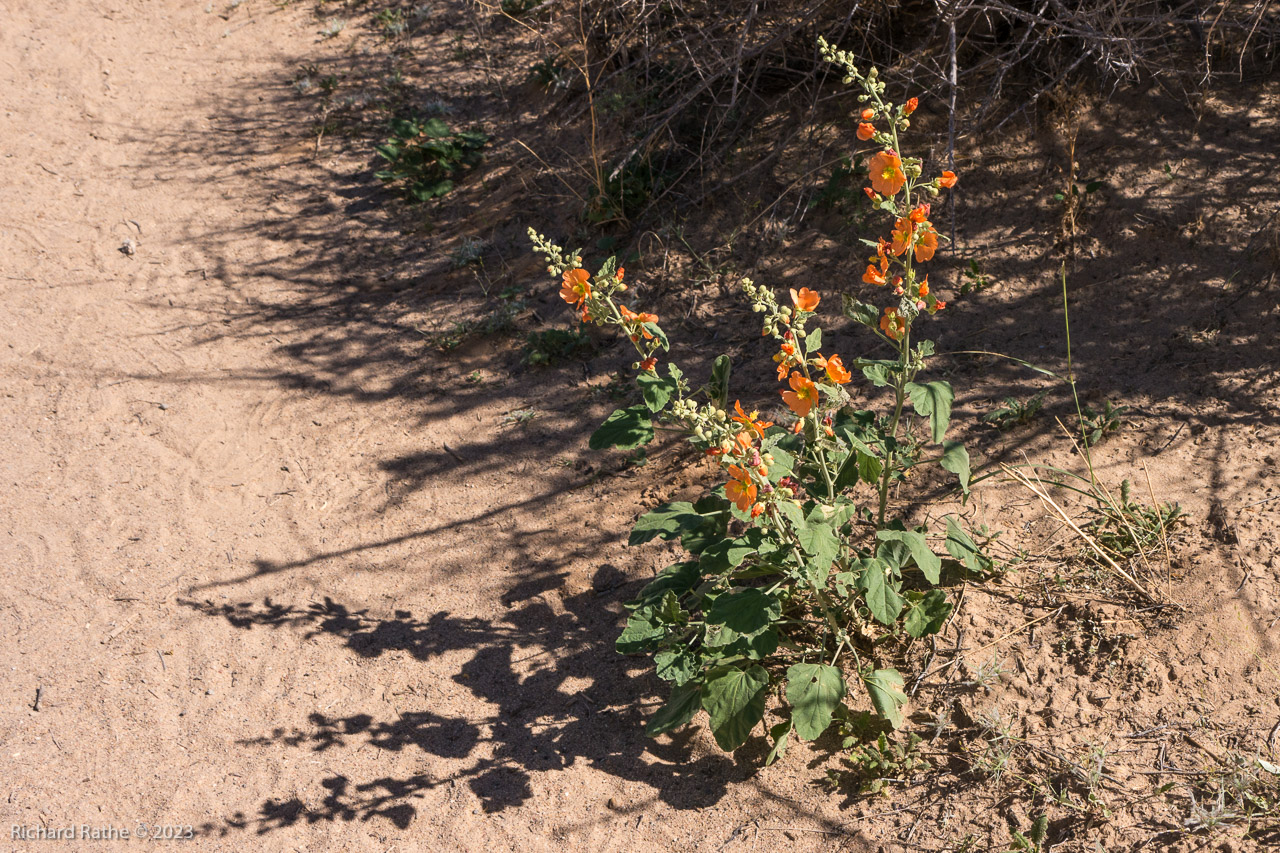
[862,264,886,286]
[917,277,929,297]
[732,400,773,440]
[857,122,875,141]
[823,353,852,384]
[776,361,791,381]
[880,307,906,341]
[891,218,913,257]
[864,187,880,202]
[904,97,918,115]
[909,203,930,224]
[938,171,958,189]
[615,267,625,281]
[725,466,758,512]
[750,503,765,519]
[781,371,819,417]
[560,268,591,306]
[639,356,658,372]
[619,305,658,339]
[860,108,874,120]
[868,151,906,196]
[790,287,820,313]
[914,228,938,263]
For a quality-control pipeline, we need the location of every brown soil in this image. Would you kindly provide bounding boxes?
[1,1,1277,851]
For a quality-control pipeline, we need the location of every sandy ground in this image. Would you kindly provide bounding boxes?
[2,1,1278,851]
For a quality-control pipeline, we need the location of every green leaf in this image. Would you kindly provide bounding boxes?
[698,532,760,574]
[861,362,893,387]
[776,501,806,529]
[419,117,452,138]
[905,380,954,443]
[636,372,677,413]
[939,441,971,495]
[709,355,731,411]
[944,517,993,575]
[632,561,700,609]
[646,682,703,737]
[589,406,654,450]
[764,720,792,766]
[805,328,823,355]
[629,502,701,546]
[875,529,941,584]
[655,648,699,685]
[643,321,669,352]
[616,609,665,654]
[856,559,904,626]
[706,588,780,636]
[903,589,952,638]
[786,663,846,741]
[796,522,840,587]
[702,665,769,751]
[842,295,880,328]
[862,668,908,729]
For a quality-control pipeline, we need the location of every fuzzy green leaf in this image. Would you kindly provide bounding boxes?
[646,682,703,737]
[944,517,994,575]
[616,609,665,654]
[636,372,678,413]
[903,589,952,638]
[905,380,954,444]
[939,441,971,495]
[655,648,699,685]
[629,502,701,546]
[706,588,780,636]
[709,355,731,411]
[856,559,904,626]
[796,522,840,587]
[589,406,654,450]
[862,668,908,729]
[702,665,769,751]
[876,529,942,584]
[764,720,792,766]
[786,663,846,741]
[631,561,700,610]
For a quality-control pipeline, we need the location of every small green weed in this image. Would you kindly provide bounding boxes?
[1085,479,1184,565]
[1079,399,1127,446]
[524,327,594,365]
[1184,754,1280,833]
[960,258,994,295]
[449,237,488,269]
[319,18,345,39]
[375,117,488,202]
[375,8,406,37]
[829,731,927,795]
[501,408,539,426]
[982,390,1047,430]
[529,55,569,91]
[1007,814,1049,852]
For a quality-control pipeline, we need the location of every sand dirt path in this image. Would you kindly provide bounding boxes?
[0,2,848,850]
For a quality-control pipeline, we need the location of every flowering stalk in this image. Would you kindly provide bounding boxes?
[524,39,982,759]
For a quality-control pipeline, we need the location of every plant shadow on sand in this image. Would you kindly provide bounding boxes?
[182,568,766,835]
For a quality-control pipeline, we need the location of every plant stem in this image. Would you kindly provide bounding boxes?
[877,327,910,525]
